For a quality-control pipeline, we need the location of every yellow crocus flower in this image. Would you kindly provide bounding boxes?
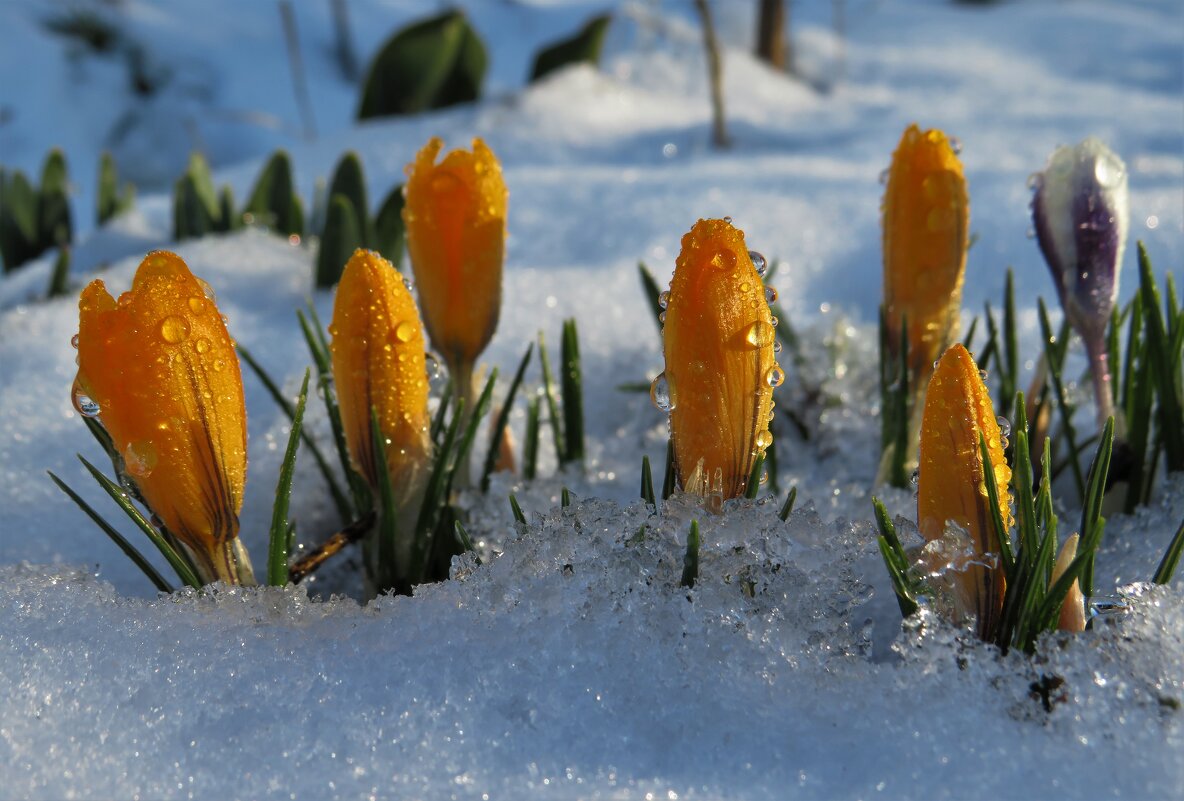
[329,249,431,505]
[917,344,1011,639]
[402,137,507,401]
[882,124,968,387]
[659,218,779,508]
[74,251,253,584]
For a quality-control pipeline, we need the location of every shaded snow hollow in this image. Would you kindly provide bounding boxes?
[0,0,1182,798]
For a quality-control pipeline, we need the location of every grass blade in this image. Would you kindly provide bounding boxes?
[1038,299,1086,498]
[661,438,676,500]
[1137,242,1184,470]
[481,345,532,492]
[778,486,797,521]
[640,455,655,507]
[638,261,664,335]
[538,330,565,463]
[560,318,584,465]
[240,344,351,522]
[267,369,310,586]
[744,453,765,500]
[509,493,526,524]
[1078,416,1114,597]
[680,520,699,589]
[48,470,173,593]
[78,456,202,589]
[1152,517,1184,585]
[368,406,401,591]
[523,396,540,481]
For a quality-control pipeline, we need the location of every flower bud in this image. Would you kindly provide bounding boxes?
[658,219,779,508]
[329,249,431,499]
[74,251,252,584]
[882,124,969,388]
[402,137,506,388]
[1051,533,1087,634]
[917,344,1011,639]
[1031,137,1128,425]
[1031,137,1128,343]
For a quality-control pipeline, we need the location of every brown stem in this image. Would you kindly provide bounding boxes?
[692,0,730,148]
[289,511,375,584]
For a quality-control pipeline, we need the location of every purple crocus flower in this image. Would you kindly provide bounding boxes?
[1031,137,1129,427]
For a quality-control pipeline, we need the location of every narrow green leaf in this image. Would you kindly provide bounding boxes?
[454,520,478,559]
[661,437,676,500]
[638,261,664,335]
[538,330,565,462]
[267,369,311,586]
[369,406,401,590]
[47,247,70,298]
[357,10,486,119]
[38,148,72,248]
[744,453,765,500]
[530,13,611,81]
[1038,299,1086,498]
[48,470,173,593]
[481,345,533,492]
[239,344,351,522]
[778,486,797,521]
[1138,243,1184,470]
[1002,268,1019,420]
[1152,517,1184,585]
[315,194,363,288]
[560,319,584,464]
[523,395,540,481]
[961,315,979,351]
[978,432,1014,573]
[509,493,526,524]
[78,455,202,589]
[245,150,301,237]
[1078,416,1114,596]
[561,487,572,508]
[640,455,655,507]
[680,520,700,589]
[372,183,406,265]
[327,151,371,245]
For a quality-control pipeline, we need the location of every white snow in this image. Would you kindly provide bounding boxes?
[0,0,1181,798]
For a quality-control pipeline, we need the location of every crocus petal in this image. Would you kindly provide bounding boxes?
[1031,137,1128,343]
[882,124,969,385]
[402,137,506,375]
[329,249,431,497]
[918,344,1011,638]
[1051,533,1088,634]
[661,218,778,506]
[75,251,247,582]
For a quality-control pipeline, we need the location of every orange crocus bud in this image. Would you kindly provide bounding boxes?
[1051,533,1088,633]
[882,124,968,387]
[917,344,1011,638]
[656,218,780,509]
[74,251,253,585]
[402,137,506,395]
[329,249,431,502]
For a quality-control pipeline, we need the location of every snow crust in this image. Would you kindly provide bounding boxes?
[0,0,1181,798]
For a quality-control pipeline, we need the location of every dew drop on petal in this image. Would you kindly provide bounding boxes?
[996,416,1012,439]
[755,429,773,450]
[658,311,666,324]
[123,440,158,478]
[188,296,208,314]
[978,368,989,382]
[910,468,920,488]
[394,321,415,343]
[765,365,786,388]
[1026,227,1036,239]
[745,320,774,348]
[74,391,101,418]
[710,249,737,271]
[1027,172,1042,191]
[764,286,778,304]
[658,290,671,309]
[749,251,767,277]
[949,136,963,155]
[773,340,783,354]
[160,315,191,344]
[194,338,210,354]
[649,372,675,412]
[70,334,79,349]
[879,168,890,185]
[197,278,217,303]
[213,360,225,372]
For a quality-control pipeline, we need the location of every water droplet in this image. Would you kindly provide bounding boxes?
[740,281,751,293]
[748,251,767,277]
[194,338,210,354]
[160,315,191,344]
[910,468,920,487]
[723,216,733,224]
[878,168,890,185]
[948,136,963,155]
[425,353,442,382]
[73,391,101,418]
[197,278,217,303]
[402,276,415,293]
[978,368,989,382]
[213,359,225,372]
[996,416,1012,439]
[1026,227,1036,239]
[710,249,737,271]
[933,359,941,370]
[773,340,783,354]
[70,334,79,349]
[658,290,671,309]
[764,286,778,304]
[394,321,415,343]
[658,311,667,324]
[1094,155,1124,188]
[755,429,773,450]
[765,365,785,388]
[1000,436,1010,450]
[187,296,208,314]
[650,372,675,412]
[1027,172,1042,191]
[123,440,158,478]
[745,320,774,347]
[770,316,779,328]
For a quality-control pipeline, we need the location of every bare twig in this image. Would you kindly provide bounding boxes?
[288,511,375,583]
[692,0,730,148]
[279,1,317,140]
